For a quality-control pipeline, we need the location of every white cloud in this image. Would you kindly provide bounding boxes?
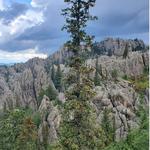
[31,0,49,8]
[0,0,4,10]
[0,3,44,44]
[0,48,47,64]
[10,10,44,35]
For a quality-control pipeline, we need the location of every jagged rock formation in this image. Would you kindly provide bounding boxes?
[87,51,149,79]
[49,38,148,63]
[0,38,148,143]
[93,38,147,56]
[93,80,140,141]
[38,95,60,144]
[0,58,54,110]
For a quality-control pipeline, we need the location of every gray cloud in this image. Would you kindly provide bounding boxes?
[0,2,28,24]
[0,0,148,54]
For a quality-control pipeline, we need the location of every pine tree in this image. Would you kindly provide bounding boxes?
[108,49,112,57]
[55,64,62,92]
[51,64,55,84]
[94,57,101,86]
[123,43,129,59]
[57,0,105,149]
[102,109,115,146]
[16,117,38,150]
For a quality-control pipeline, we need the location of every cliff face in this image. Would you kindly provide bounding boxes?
[48,38,148,63]
[93,38,147,56]
[0,58,55,110]
[87,51,149,79]
[0,38,149,143]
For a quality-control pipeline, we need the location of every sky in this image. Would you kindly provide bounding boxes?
[0,0,149,64]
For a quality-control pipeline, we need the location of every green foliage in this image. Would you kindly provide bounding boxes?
[136,93,149,130]
[104,122,149,150]
[122,71,148,92]
[59,0,105,149]
[38,85,58,106]
[38,88,47,106]
[92,42,106,56]
[122,74,128,80]
[52,98,63,107]
[94,57,101,86]
[102,109,115,146]
[42,123,49,150]
[131,74,148,92]
[143,65,149,75]
[0,109,38,150]
[32,112,42,128]
[51,64,55,84]
[108,49,113,57]
[16,117,38,150]
[55,64,63,92]
[0,109,25,149]
[123,44,129,59]
[111,69,118,81]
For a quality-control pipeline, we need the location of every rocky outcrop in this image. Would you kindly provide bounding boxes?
[48,38,148,63]
[38,95,60,144]
[93,38,147,56]
[0,58,54,110]
[93,80,140,141]
[87,51,149,79]
[0,51,148,111]
[0,38,148,144]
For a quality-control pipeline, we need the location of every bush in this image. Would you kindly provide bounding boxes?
[32,112,41,128]
[143,66,149,75]
[133,75,148,92]
[0,109,38,150]
[122,74,128,80]
[111,69,118,81]
[38,85,58,106]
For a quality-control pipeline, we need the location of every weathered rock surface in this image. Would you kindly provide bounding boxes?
[38,95,60,144]
[0,38,148,143]
[49,38,148,63]
[93,38,147,56]
[0,58,54,110]
[87,51,149,79]
[93,80,140,141]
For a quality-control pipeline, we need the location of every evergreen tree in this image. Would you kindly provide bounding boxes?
[51,64,55,84]
[123,43,129,59]
[38,85,58,106]
[94,57,101,86]
[108,49,112,57]
[16,117,38,150]
[102,109,115,146]
[55,64,62,92]
[57,0,105,149]
[0,109,38,150]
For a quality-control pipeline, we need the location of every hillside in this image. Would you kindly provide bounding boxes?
[0,38,149,149]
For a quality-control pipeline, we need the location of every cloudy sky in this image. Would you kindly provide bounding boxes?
[0,0,149,64]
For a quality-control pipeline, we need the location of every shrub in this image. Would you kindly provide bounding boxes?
[32,112,42,128]
[111,69,118,81]
[37,85,58,106]
[143,66,149,75]
[0,109,38,150]
[122,74,128,80]
[133,75,148,92]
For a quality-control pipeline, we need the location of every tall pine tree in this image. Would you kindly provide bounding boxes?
[55,64,62,92]
[51,64,55,84]
[123,43,129,59]
[94,56,101,86]
[57,0,105,149]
